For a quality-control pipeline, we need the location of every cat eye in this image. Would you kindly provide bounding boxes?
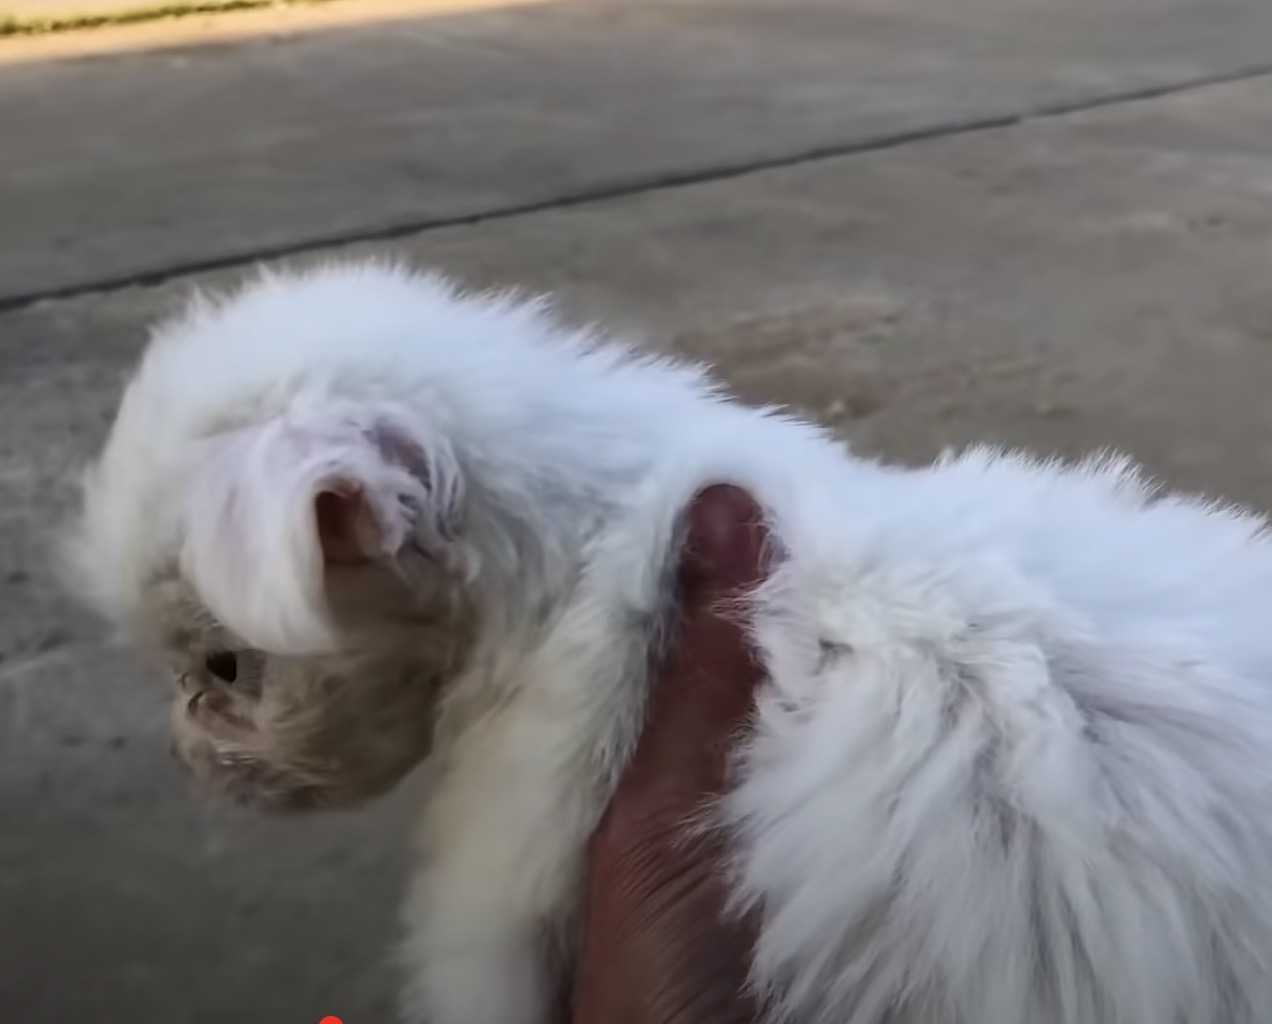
[204,651,238,684]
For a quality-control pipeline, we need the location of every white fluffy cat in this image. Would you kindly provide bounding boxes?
[63,262,1272,1023]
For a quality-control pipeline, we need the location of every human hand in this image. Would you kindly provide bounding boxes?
[571,484,770,1024]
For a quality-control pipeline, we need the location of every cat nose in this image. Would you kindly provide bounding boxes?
[175,666,217,697]
[187,688,232,716]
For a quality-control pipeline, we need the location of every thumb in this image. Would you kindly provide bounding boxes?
[678,484,769,606]
[622,485,771,802]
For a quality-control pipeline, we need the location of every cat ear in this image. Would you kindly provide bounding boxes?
[308,417,462,565]
[314,488,381,564]
[180,404,466,654]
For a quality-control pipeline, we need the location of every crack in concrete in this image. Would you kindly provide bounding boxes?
[4,59,1272,314]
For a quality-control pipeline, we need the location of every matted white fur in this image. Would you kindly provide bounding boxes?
[64,262,1272,1023]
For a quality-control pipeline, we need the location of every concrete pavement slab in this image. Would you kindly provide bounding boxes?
[3,0,1272,303]
[4,71,1272,1020]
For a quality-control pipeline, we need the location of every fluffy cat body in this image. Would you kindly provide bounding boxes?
[65,263,1272,1023]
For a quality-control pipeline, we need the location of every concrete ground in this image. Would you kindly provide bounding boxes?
[3,1,1272,1020]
